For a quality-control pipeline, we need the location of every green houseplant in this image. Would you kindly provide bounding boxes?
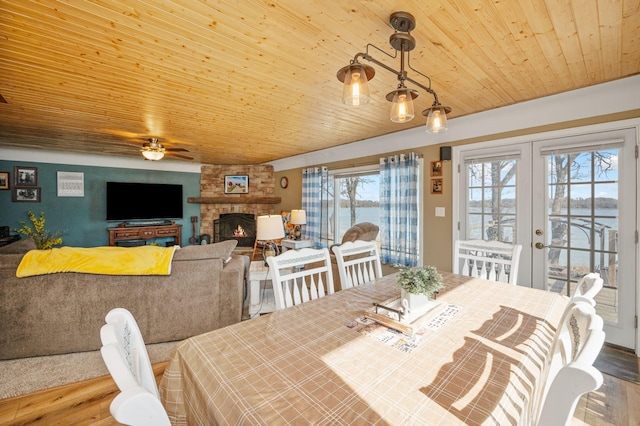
[15,211,64,250]
[396,264,444,298]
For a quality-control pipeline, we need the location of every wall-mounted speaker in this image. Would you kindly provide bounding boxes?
[440,146,452,161]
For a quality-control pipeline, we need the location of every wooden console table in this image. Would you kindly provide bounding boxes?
[108,224,182,247]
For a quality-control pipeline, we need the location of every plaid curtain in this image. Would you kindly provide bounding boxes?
[301,166,330,247]
[379,153,420,266]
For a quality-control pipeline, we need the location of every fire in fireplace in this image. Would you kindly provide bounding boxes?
[214,213,256,247]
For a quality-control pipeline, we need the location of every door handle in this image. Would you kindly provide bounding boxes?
[534,242,547,249]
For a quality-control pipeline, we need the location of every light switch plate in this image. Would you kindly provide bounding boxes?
[435,207,446,217]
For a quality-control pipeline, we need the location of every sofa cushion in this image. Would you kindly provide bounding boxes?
[173,240,237,262]
[0,238,36,254]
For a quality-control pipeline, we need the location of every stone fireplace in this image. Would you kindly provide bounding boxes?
[189,164,281,255]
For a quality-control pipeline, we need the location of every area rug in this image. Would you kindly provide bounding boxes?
[0,341,178,400]
[594,343,640,385]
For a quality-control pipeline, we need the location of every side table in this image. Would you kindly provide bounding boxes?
[248,260,277,318]
[280,239,314,252]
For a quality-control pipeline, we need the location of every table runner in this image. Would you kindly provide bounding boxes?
[160,273,567,425]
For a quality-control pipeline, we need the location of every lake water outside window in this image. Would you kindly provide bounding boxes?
[329,169,380,245]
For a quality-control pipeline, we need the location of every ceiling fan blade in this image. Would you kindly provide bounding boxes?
[166,152,194,160]
[165,147,189,152]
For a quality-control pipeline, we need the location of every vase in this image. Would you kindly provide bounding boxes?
[400,289,430,313]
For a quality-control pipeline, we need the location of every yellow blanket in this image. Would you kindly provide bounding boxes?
[16,245,177,277]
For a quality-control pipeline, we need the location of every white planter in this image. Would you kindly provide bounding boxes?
[400,289,439,323]
[401,289,430,311]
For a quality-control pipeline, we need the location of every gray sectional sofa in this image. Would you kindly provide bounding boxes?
[0,238,248,360]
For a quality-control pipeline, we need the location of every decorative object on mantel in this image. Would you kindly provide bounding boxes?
[336,11,451,133]
[289,209,306,240]
[15,211,64,249]
[256,215,285,265]
[224,175,249,194]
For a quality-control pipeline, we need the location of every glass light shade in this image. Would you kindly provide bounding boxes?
[342,65,371,106]
[290,209,306,225]
[426,107,449,133]
[256,215,285,241]
[389,89,415,123]
[141,149,164,161]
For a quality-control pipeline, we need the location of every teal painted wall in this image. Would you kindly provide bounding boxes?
[0,160,200,247]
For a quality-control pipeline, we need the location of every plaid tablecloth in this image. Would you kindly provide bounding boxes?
[160,273,567,425]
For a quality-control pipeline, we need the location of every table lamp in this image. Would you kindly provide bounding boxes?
[256,214,285,264]
[290,209,306,240]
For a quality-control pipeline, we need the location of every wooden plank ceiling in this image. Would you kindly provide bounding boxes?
[1,0,639,165]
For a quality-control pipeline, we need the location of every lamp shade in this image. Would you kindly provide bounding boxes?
[340,64,372,106]
[425,106,449,134]
[290,209,307,225]
[388,88,416,123]
[256,215,285,241]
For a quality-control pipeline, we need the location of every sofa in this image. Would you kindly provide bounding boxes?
[0,238,248,360]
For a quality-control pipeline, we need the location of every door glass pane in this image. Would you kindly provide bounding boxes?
[332,173,380,244]
[465,159,517,242]
[544,149,619,323]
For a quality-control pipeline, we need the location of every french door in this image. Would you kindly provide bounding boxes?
[456,126,637,349]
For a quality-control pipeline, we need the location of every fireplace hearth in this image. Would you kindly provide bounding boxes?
[214,213,256,247]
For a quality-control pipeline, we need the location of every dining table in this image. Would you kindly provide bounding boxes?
[159,272,567,425]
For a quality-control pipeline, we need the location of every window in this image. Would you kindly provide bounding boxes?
[329,166,380,245]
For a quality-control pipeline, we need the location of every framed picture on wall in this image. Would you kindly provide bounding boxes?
[0,171,9,190]
[14,166,38,187]
[430,160,443,177]
[224,175,249,194]
[431,178,443,195]
[12,187,41,202]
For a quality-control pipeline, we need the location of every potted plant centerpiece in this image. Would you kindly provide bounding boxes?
[396,265,444,315]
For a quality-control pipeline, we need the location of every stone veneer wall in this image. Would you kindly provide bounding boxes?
[198,165,276,238]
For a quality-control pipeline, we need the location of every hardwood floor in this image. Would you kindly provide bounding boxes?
[0,359,637,425]
[0,362,166,426]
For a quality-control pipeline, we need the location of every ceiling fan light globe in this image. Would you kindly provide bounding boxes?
[141,149,165,161]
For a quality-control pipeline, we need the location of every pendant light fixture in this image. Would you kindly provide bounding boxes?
[336,11,451,133]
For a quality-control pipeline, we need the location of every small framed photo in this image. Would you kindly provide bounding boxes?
[0,171,9,190]
[14,166,38,186]
[224,175,249,194]
[431,178,443,195]
[12,186,41,202]
[430,160,443,177]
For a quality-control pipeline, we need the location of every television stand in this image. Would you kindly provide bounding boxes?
[108,223,182,247]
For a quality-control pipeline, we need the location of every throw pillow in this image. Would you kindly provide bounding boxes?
[173,240,237,262]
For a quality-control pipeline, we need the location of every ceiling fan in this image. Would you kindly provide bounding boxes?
[140,138,193,161]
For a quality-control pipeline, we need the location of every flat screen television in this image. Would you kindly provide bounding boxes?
[106,182,183,222]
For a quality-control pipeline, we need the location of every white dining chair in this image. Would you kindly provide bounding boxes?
[331,240,382,289]
[453,239,523,284]
[267,247,335,310]
[531,300,605,426]
[100,308,170,426]
[571,272,604,306]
